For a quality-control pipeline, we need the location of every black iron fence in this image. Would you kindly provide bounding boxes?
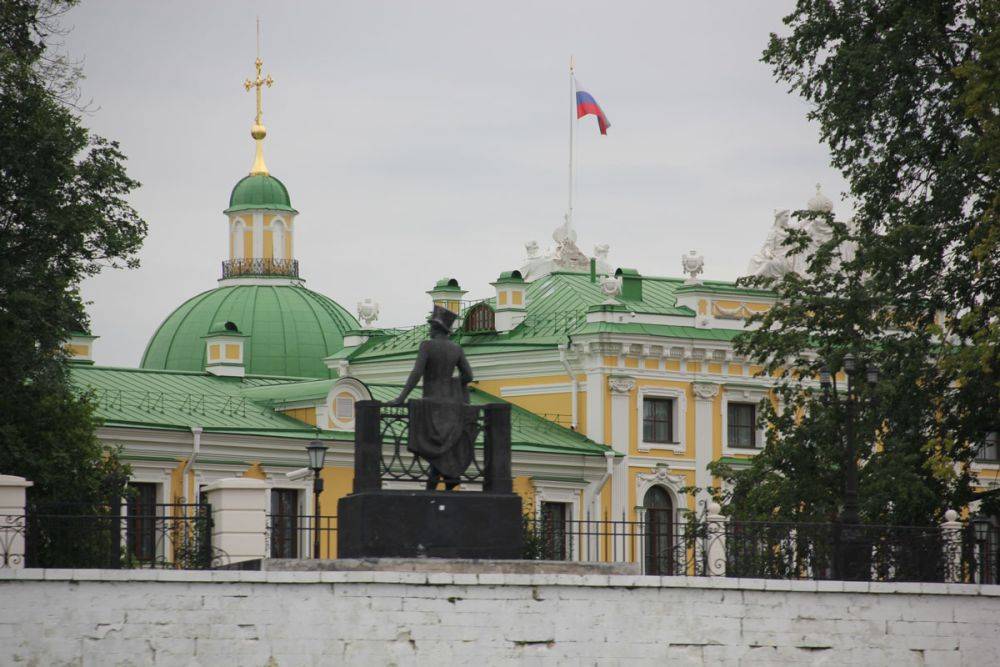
[521,515,1000,583]
[1,502,218,569]
[221,258,299,279]
[266,514,337,559]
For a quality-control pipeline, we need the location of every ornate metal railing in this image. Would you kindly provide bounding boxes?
[376,404,487,484]
[521,516,1000,583]
[1,502,224,569]
[352,401,512,492]
[221,258,299,279]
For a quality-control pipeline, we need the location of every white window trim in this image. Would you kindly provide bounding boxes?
[325,377,372,431]
[636,387,686,454]
[533,481,584,561]
[722,386,767,457]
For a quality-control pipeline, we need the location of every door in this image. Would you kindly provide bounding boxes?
[270,489,299,558]
[644,487,674,575]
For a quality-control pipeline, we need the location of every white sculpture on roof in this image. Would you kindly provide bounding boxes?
[357,298,380,329]
[520,215,612,281]
[681,250,704,285]
[745,184,855,279]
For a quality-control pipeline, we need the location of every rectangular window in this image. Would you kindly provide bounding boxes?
[643,397,674,444]
[270,489,299,558]
[976,437,1000,462]
[127,482,158,562]
[540,502,568,560]
[335,396,354,420]
[727,402,757,448]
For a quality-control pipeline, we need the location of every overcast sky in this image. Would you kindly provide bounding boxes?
[65,0,847,368]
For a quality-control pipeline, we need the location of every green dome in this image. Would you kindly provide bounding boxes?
[141,284,358,379]
[224,174,296,214]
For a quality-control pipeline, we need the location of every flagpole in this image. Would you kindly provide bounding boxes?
[568,55,575,228]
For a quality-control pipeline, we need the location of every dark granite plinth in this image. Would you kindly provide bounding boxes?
[337,490,523,559]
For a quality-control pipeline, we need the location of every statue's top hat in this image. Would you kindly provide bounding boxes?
[428,305,458,333]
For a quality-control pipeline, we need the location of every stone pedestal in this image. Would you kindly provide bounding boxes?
[338,490,523,559]
[0,475,32,569]
[203,477,268,565]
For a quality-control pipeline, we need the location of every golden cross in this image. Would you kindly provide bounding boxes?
[244,18,274,175]
[244,18,273,126]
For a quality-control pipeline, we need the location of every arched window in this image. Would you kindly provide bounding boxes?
[463,302,495,333]
[643,486,674,575]
[272,219,286,260]
[232,219,247,259]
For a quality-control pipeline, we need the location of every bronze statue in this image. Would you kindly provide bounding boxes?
[389,305,476,490]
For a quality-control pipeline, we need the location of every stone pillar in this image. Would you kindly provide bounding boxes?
[608,376,634,454]
[692,382,720,509]
[705,501,727,577]
[585,367,605,445]
[0,475,33,569]
[203,477,268,565]
[940,509,963,583]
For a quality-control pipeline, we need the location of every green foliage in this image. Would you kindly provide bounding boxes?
[711,1,998,524]
[0,1,145,503]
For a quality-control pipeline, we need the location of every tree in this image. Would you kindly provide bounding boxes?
[710,1,998,524]
[0,0,146,504]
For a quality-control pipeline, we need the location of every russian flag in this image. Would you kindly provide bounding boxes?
[575,78,610,135]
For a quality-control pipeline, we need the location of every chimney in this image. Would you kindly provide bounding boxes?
[427,278,467,314]
[203,321,247,377]
[492,270,527,332]
[66,331,98,364]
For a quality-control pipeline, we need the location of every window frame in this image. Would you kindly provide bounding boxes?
[643,397,675,445]
[636,387,686,453]
[722,386,768,456]
[726,402,758,449]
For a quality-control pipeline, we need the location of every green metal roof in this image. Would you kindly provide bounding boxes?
[70,365,612,456]
[141,284,359,379]
[224,174,296,213]
[344,271,730,362]
[70,365,331,440]
[241,378,337,404]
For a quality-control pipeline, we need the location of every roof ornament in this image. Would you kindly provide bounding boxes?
[681,250,705,285]
[357,298,380,329]
[244,17,274,176]
[599,274,622,304]
[807,182,834,213]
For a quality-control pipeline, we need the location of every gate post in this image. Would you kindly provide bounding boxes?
[0,475,33,569]
[483,403,513,493]
[941,509,964,583]
[203,477,268,565]
[705,501,728,577]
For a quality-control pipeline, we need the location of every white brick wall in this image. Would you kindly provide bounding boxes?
[1,570,999,666]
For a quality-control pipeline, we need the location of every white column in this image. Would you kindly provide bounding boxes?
[252,212,264,259]
[0,475,33,569]
[940,509,963,583]
[608,376,634,455]
[585,367,605,445]
[705,501,727,576]
[692,382,720,510]
[203,477,268,565]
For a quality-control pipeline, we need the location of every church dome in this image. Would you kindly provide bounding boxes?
[141,284,359,378]
[225,174,296,214]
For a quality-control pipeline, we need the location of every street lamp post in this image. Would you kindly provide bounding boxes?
[306,440,328,559]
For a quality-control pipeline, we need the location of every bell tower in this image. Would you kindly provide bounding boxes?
[220,20,300,286]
